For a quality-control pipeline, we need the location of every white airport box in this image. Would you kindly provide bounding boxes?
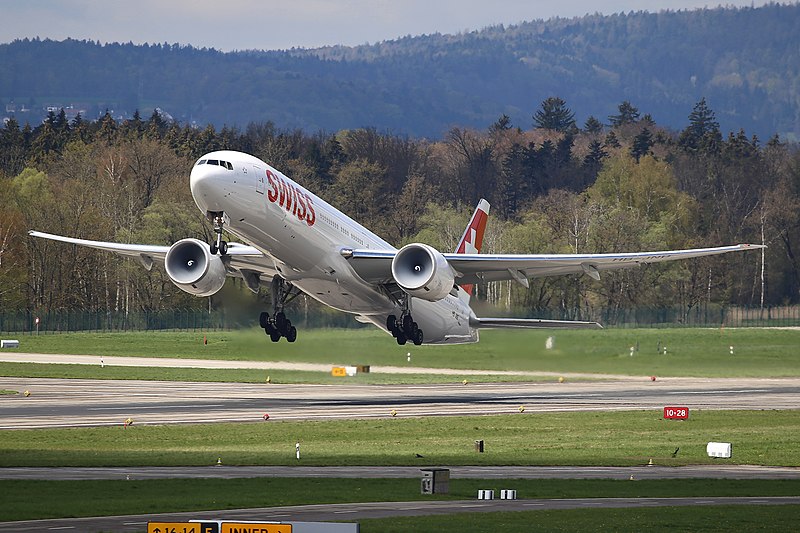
[500,489,517,500]
[0,340,20,348]
[707,441,732,458]
[344,366,358,376]
[478,489,494,500]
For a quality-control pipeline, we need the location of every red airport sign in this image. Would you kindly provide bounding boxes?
[663,406,689,420]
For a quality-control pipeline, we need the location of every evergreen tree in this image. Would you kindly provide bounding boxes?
[609,101,640,127]
[678,97,721,153]
[533,97,576,132]
[631,127,654,161]
[583,116,603,135]
[604,130,621,148]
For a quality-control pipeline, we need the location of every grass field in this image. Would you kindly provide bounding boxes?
[1,478,798,522]
[1,411,798,467]
[2,327,800,378]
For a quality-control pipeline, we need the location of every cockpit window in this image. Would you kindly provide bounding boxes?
[195,159,207,166]
[226,161,233,170]
[208,160,219,166]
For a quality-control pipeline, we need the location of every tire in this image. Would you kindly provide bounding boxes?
[275,312,287,332]
[286,326,297,343]
[396,332,407,345]
[219,241,228,255]
[386,315,397,332]
[210,243,218,255]
[402,314,413,333]
[259,312,269,329]
[413,329,424,346]
[269,331,281,342]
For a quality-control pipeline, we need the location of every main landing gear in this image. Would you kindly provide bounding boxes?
[259,277,299,343]
[208,211,228,255]
[387,312,423,346]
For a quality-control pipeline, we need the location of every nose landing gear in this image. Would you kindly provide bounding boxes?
[208,212,228,255]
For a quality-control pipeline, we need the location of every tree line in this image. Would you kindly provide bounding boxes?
[1,96,798,324]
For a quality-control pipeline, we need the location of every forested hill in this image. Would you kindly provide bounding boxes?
[1,3,799,139]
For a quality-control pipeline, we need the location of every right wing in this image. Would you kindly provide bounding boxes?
[28,230,279,287]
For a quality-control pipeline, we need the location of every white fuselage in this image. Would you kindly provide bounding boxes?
[190,150,478,344]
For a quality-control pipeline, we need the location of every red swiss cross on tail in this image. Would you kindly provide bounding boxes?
[455,199,490,298]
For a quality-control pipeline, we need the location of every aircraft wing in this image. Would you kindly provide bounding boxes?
[344,244,764,285]
[27,230,277,284]
[472,317,603,329]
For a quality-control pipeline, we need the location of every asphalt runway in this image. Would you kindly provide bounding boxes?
[1,373,799,429]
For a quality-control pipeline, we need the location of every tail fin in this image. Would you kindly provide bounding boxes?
[455,199,490,298]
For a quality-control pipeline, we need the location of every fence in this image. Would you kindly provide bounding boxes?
[1,305,798,334]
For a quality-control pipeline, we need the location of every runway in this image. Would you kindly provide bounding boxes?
[1,373,798,429]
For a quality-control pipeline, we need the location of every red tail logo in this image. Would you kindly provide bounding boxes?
[456,199,490,295]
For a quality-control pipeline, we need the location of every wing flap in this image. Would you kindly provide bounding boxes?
[474,317,603,329]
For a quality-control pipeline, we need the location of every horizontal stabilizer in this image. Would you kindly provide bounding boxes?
[473,317,603,329]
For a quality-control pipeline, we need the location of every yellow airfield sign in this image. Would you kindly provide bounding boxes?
[222,524,292,533]
[147,523,218,533]
[148,523,291,533]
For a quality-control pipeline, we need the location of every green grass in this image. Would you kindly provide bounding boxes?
[0,362,552,385]
[0,478,800,521]
[0,389,17,395]
[4,327,799,377]
[1,411,798,467]
[0,478,798,522]
[358,506,800,532]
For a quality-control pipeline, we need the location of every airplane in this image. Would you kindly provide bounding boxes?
[30,150,764,345]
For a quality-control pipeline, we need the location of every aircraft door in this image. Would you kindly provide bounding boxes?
[254,165,266,195]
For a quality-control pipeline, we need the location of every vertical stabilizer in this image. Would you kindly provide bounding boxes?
[455,199,490,300]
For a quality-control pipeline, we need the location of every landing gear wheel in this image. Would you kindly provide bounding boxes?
[286,326,297,343]
[275,312,287,333]
[210,243,218,255]
[402,314,413,333]
[396,332,407,345]
[386,315,397,334]
[413,329,424,346]
[219,241,228,255]
[259,312,269,329]
[269,331,281,342]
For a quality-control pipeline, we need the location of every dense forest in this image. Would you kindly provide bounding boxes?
[1,4,799,140]
[1,94,798,326]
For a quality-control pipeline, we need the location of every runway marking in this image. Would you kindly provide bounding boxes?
[666,390,770,395]
[88,405,226,410]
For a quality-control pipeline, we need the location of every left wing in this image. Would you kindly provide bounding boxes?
[344,244,764,285]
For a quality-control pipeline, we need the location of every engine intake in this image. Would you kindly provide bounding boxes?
[391,243,455,301]
[164,238,227,297]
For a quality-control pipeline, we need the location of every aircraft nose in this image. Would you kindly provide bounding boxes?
[190,160,227,212]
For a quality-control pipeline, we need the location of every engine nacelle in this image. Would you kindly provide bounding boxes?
[391,243,455,302]
[164,238,227,297]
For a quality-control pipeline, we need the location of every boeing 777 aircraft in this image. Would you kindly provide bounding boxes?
[30,150,763,345]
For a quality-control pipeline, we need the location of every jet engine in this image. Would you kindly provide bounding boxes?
[391,243,455,301]
[164,238,227,297]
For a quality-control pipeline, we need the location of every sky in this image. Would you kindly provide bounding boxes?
[0,0,779,51]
